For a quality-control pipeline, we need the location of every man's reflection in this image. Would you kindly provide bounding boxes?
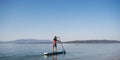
[52,55,57,60]
[44,55,58,60]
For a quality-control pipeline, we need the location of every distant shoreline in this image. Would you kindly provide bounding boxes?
[63,40,120,43]
[0,39,120,44]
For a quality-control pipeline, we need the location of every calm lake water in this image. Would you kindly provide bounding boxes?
[0,43,120,60]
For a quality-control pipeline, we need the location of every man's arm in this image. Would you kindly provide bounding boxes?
[57,40,61,43]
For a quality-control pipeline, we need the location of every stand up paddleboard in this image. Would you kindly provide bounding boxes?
[44,50,66,55]
[44,36,66,55]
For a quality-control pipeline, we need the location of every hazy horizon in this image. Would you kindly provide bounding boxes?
[0,0,120,41]
[0,38,120,42]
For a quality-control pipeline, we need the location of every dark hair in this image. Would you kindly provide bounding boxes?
[54,36,57,40]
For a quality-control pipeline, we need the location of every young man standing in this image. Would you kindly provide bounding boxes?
[52,36,61,53]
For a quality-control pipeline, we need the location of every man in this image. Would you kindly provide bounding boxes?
[52,36,61,53]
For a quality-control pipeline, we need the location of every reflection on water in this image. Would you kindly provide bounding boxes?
[52,55,57,60]
[44,55,58,60]
[44,55,59,60]
[44,54,66,60]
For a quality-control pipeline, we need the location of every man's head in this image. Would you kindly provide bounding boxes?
[54,36,57,38]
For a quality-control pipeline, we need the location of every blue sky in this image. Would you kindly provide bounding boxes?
[0,0,120,41]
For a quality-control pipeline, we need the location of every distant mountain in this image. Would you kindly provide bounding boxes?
[1,39,120,44]
[64,40,120,43]
[0,39,52,44]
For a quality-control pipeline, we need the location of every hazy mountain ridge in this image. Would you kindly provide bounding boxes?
[0,39,51,44]
[0,39,120,44]
[64,40,120,43]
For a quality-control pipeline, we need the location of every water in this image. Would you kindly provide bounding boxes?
[0,43,120,60]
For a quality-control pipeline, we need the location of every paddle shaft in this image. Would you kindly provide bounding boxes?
[58,37,66,52]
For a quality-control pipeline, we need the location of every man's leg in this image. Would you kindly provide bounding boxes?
[53,45,54,53]
[55,47,57,52]
[55,44,57,52]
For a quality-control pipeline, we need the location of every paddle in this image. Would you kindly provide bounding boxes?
[58,37,66,54]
